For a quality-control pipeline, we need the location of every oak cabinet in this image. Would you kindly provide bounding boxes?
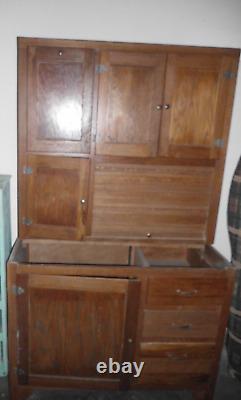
[15,272,140,388]
[96,51,166,157]
[95,50,238,160]
[12,37,240,400]
[8,242,234,400]
[22,155,90,240]
[26,46,95,154]
[159,53,237,159]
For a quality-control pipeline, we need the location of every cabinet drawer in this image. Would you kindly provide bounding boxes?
[142,307,221,340]
[132,342,214,388]
[146,276,227,307]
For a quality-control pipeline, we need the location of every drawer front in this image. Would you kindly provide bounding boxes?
[132,342,214,388]
[142,307,222,340]
[146,276,227,307]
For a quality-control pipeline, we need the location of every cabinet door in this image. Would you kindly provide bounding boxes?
[160,53,237,159]
[27,46,95,154]
[16,274,140,389]
[96,51,166,157]
[22,155,89,240]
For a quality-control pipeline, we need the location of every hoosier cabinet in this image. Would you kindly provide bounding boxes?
[7,37,240,400]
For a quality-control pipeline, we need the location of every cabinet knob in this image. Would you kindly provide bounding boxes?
[128,338,133,343]
[146,232,152,238]
[58,50,63,56]
[156,104,170,110]
[80,199,86,204]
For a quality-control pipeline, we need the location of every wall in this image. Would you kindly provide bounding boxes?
[0,0,241,259]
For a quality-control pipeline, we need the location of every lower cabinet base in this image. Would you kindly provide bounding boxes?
[7,240,235,400]
[10,384,213,400]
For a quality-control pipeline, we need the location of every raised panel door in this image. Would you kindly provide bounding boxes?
[16,273,140,388]
[27,46,95,154]
[159,53,238,159]
[96,51,166,157]
[22,155,89,240]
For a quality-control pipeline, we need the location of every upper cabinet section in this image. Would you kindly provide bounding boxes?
[95,51,166,157]
[159,53,239,159]
[26,46,95,154]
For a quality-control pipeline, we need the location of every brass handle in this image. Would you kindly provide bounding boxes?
[176,289,198,297]
[171,322,193,330]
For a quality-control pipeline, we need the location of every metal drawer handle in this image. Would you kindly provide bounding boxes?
[171,322,193,330]
[176,289,198,297]
[166,352,188,361]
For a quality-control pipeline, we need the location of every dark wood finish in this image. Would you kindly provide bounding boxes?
[27,46,95,154]
[96,51,166,157]
[22,155,89,240]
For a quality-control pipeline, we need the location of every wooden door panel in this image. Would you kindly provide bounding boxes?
[96,51,166,157]
[23,155,90,240]
[160,54,237,159]
[27,46,95,154]
[16,274,136,383]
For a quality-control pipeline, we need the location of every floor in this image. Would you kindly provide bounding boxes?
[1,349,241,400]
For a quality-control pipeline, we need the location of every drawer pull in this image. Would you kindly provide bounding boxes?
[171,322,193,330]
[176,289,198,297]
[166,352,188,361]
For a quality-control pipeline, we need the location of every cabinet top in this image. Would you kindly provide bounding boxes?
[18,36,240,56]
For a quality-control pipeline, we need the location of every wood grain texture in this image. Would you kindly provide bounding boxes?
[91,162,214,241]
[23,155,90,239]
[96,51,166,157]
[159,53,238,159]
[17,274,130,383]
[142,306,221,340]
[27,46,95,154]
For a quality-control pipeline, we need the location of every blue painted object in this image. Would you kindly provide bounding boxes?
[0,175,11,376]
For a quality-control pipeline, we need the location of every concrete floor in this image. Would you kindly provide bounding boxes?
[1,349,241,399]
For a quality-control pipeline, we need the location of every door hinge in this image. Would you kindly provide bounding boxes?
[224,70,235,79]
[12,285,25,296]
[23,166,33,175]
[95,64,108,74]
[22,217,32,226]
[214,138,224,148]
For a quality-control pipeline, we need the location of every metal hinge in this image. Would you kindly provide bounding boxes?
[22,217,32,226]
[224,70,236,79]
[12,285,25,296]
[23,166,33,175]
[95,64,108,74]
[214,138,224,148]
